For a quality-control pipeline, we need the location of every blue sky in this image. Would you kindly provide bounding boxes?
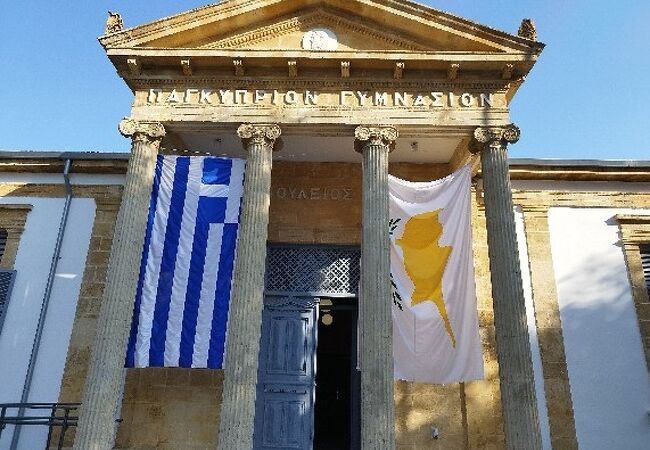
[1,1,648,160]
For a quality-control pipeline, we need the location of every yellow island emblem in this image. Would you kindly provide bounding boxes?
[396,210,456,347]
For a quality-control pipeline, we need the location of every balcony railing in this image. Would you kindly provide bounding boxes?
[0,403,80,450]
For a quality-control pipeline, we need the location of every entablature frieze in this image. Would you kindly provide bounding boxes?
[130,78,512,92]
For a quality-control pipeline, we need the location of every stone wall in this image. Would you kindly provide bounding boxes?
[13,164,646,449]
[112,161,506,449]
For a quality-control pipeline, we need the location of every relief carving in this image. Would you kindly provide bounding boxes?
[118,118,166,144]
[105,11,124,35]
[199,9,427,51]
[518,19,538,41]
[470,125,520,153]
[354,126,399,152]
[237,123,282,150]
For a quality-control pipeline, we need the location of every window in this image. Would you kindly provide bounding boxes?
[0,228,7,261]
[641,244,650,297]
[0,228,17,335]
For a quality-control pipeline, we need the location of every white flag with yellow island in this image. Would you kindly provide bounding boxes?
[389,164,484,384]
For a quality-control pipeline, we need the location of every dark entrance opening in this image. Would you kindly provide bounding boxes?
[313,298,360,450]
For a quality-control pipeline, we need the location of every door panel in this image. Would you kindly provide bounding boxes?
[253,296,318,450]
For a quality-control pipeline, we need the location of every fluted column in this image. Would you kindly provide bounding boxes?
[74,119,165,450]
[217,123,281,450]
[355,125,398,450]
[471,125,542,450]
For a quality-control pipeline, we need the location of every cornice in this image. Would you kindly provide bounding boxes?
[100,0,543,55]
[615,214,650,225]
[130,78,512,92]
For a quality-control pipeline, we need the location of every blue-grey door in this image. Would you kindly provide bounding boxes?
[253,295,318,450]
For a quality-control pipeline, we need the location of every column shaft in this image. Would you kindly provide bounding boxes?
[356,126,397,450]
[217,124,280,450]
[74,119,164,450]
[476,126,542,450]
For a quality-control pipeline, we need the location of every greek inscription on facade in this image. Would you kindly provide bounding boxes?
[146,88,496,108]
[275,187,353,201]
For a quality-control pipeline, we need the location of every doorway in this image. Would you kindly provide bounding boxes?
[254,245,361,450]
[314,298,360,450]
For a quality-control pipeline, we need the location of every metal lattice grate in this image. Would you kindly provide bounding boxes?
[641,244,650,297]
[0,269,16,335]
[265,246,360,295]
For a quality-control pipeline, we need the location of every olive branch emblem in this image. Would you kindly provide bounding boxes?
[389,218,403,311]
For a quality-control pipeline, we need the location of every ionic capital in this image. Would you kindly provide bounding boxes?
[237,123,282,150]
[470,125,520,154]
[118,118,166,146]
[354,125,399,153]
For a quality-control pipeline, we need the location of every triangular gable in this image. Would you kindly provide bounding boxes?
[100,0,542,55]
[195,8,429,52]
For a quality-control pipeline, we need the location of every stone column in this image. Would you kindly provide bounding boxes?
[471,125,543,450]
[217,123,281,450]
[74,119,165,450]
[354,125,398,450]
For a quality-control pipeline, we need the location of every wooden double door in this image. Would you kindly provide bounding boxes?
[253,295,318,449]
[253,294,359,450]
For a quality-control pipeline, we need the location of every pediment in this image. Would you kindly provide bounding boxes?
[194,8,428,52]
[101,0,542,55]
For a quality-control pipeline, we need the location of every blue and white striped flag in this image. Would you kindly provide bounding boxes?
[125,155,245,369]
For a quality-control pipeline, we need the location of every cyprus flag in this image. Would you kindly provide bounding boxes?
[389,164,484,384]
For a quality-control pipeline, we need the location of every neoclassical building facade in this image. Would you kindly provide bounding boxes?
[0,1,649,450]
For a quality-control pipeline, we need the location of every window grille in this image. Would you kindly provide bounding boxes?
[265,245,360,295]
[0,269,17,335]
[641,244,650,297]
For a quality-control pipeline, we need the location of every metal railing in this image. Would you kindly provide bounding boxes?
[0,403,80,450]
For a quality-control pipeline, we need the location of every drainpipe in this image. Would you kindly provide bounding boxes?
[10,159,73,450]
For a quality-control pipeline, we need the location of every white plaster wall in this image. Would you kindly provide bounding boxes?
[0,197,95,450]
[548,207,650,449]
[514,206,552,450]
[0,173,125,186]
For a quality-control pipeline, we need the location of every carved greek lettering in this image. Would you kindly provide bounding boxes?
[235,90,248,104]
[148,89,163,103]
[275,186,353,201]
[480,93,493,108]
[431,92,444,107]
[254,90,266,104]
[413,94,426,107]
[167,89,181,103]
[218,89,232,104]
[200,89,213,104]
[305,91,319,105]
[185,89,199,103]
[340,90,355,106]
[144,88,498,109]
[355,91,370,106]
[374,92,389,106]
[285,90,298,105]
[394,92,408,106]
[460,93,473,107]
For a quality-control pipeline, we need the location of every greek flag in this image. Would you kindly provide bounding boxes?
[125,155,245,369]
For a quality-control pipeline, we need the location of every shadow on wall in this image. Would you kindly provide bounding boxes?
[552,230,650,449]
[394,325,505,449]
